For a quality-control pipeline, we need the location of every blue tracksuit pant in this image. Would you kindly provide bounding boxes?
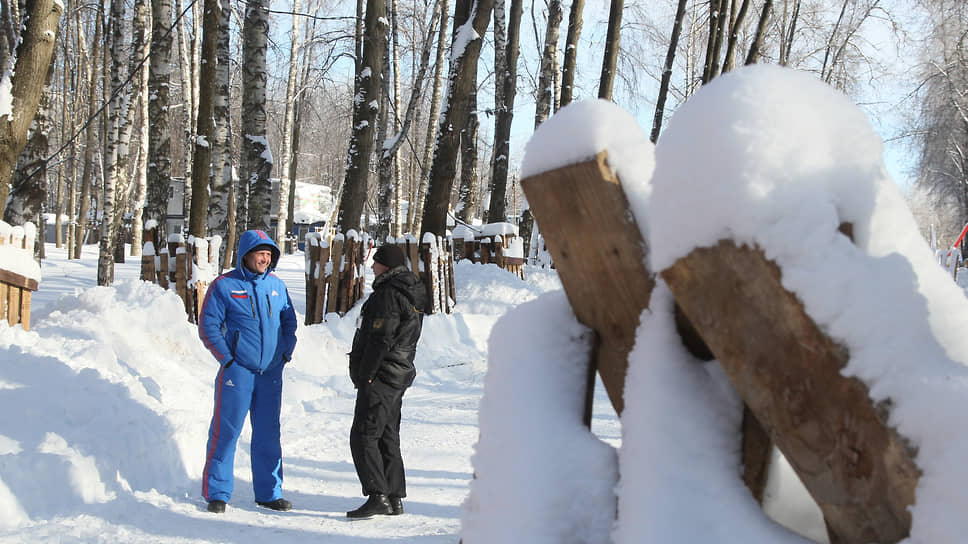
[202,362,284,503]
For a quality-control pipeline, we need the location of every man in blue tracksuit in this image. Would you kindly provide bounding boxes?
[198,229,298,514]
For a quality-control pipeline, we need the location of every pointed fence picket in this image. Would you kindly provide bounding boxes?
[303,231,455,325]
[140,225,220,322]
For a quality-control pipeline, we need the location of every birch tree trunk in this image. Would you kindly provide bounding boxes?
[336,0,387,234]
[108,0,149,261]
[651,0,688,143]
[240,0,272,232]
[486,0,521,224]
[4,60,54,225]
[409,0,448,234]
[98,0,127,285]
[147,0,174,240]
[746,0,774,65]
[389,0,403,238]
[187,0,218,237]
[0,0,62,213]
[210,0,233,262]
[377,60,392,242]
[598,0,622,100]
[722,0,751,73]
[74,8,101,259]
[535,0,562,127]
[559,0,583,108]
[127,0,151,256]
[420,0,494,236]
[275,0,301,245]
[456,86,479,224]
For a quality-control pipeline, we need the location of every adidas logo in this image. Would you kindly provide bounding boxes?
[225,379,235,387]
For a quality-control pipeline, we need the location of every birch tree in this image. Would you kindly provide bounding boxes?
[559,0,583,108]
[4,61,54,226]
[97,0,128,285]
[275,0,302,245]
[336,0,387,233]
[534,0,562,127]
[420,0,494,237]
[187,0,218,237]
[210,0,233,264]
[486,0,521,224]
[0,0,62,214]
[240,0,273,232]
[74,7,102,259]
[147,0,174,240]
[651,0,688,143]
[598,0,622,100]
[409,0,449,234]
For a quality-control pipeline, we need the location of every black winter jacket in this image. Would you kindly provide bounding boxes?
[349,266,427,388]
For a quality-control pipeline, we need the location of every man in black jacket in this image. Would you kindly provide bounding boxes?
[347,243,426,518]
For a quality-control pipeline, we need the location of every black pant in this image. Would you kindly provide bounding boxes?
[350,378,407,497]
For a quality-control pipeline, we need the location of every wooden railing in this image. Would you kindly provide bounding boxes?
[0,221,40,330]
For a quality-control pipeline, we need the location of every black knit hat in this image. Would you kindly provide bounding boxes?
[373,244,406,269]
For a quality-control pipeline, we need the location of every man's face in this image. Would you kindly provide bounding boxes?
[244,249,273,274]
[372,261,389,277]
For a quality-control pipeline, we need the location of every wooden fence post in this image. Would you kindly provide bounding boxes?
[520,151,655,415]
[314,242,330,323]
[326,237,343,315]
[661,239,919,543]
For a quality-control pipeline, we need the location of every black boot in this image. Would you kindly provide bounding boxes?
[346,494,393,518]
[207,500,226,513]
[256,498,293,511]
[388,496,403,515]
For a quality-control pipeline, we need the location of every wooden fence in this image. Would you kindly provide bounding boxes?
[0,221,40,330]
[140,225,221,322]
[453,230,525,279]
[303,231,455,325]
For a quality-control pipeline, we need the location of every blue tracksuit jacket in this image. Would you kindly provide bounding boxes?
[198,230,298,503]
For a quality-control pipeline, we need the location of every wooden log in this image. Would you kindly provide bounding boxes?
[447,242,456,306]
[0,269,39,291]
[175,249,188,315]
[0,282,6,320]
[158,249,170,289]
[326,238,344,316]
[305,243,319,325]
[661,239,919,544]
[407,240,420,275]
[464,240,475,263]
[313,245,330,324]
[520,151,655,414]
[7,286,21,327]
[419,242,437,315]
[340,237,358,315]
[141,254,155,283]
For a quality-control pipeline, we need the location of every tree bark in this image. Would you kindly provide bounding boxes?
[409,0,449,234]
[5,60,54,225]
[210,0,232,262]
[559,0,584,108]
[597,0,622,100]
[74,7,102,259]
[722,0,751,74]
[98,0,127,285]
[535,0,562,127]
[187,0,218,237]
[487,0,521,224]
[650,0,688,143]
[147,0,174,240]
[0,0,62,214]
[336,0,387,234]
[275,0,302,245]
[420,0,494,236]
[240,0,272,232]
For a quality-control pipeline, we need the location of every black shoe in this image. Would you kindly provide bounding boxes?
[346,494,393,518]
[388,496,403,515]
[207,500,226,513]
[256,498,293,511]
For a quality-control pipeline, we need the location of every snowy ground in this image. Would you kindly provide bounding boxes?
[0,243,620,543]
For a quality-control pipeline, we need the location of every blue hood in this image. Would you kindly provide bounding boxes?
[236,230,281,275]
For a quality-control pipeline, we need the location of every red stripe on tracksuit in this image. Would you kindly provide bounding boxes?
[201,366,226,500]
